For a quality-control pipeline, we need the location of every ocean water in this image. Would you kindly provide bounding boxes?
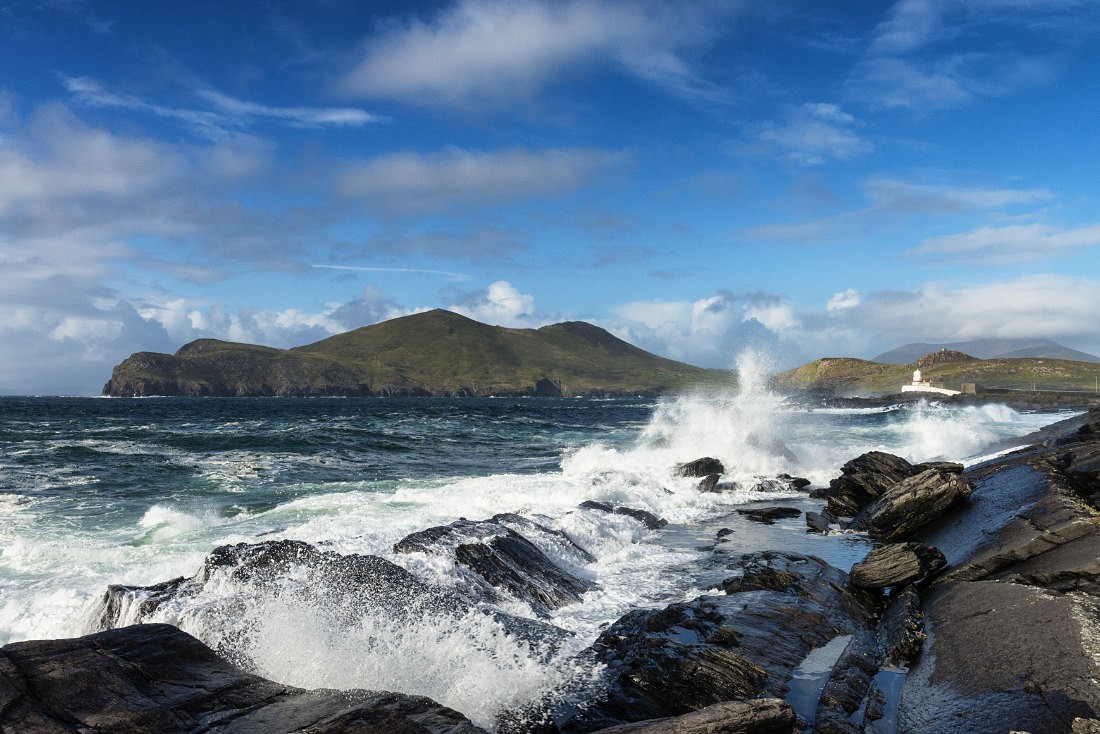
[0,372,1063,729]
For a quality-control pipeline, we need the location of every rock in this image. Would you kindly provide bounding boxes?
[736,506,802,524]
[677,457,725,478]
[579,500,669,530]
[779,473,812,490]
[849,543,947,589]
[512,552,877,733]
[811,451,918,518]
[697,474,721,492]
[852,469,974,542]
[0,623,488,734]
[716,527,734,539]
[813,586,925,733]
[93,539,569,667]
[805,510,834,534]
[586,698,796,733]
[394,517,595,616]
[893,412,1100,732]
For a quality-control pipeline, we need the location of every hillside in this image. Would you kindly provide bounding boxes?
[774,348,1100,398]
[102,310,731,397]
[872,337,1099,364]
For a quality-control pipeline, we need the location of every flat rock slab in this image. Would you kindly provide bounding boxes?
[0,623,488,734]
[898,579,1100,733]
[587,698,796,733]
[849,542,946,589]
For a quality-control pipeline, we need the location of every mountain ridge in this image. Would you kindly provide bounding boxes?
[103,309,730,397]
[872,337,1099,364]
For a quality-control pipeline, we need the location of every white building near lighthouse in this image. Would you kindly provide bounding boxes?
[901,369,962,396]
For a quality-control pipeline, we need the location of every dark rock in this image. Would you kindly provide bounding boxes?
[393,517,594,616]
[579,501,668,530]
[852,469,974,542]
[849,543,947,589]
[779,473,812,490]
[0,623,488,734]
[893,416,1100,732]
[813,586,924,733]
[516,552,877,733]
[735,506,802,524]
[585,698,797,733]
[716,527,734,539]
[677,457,725,478]
[805,510,834,534]
[697,473,721,492]
[812,451,918,518]
[94,539,568,667]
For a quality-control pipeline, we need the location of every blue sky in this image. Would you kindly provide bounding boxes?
[3,0,1100,394]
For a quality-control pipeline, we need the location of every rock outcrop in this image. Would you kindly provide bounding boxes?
[851,467,974,541]
[848,542,947,589]
[0,623,488,734]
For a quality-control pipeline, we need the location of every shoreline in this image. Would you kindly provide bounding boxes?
[2,405,1097,733]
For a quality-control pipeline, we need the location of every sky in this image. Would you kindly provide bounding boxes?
[3,0,1100,394]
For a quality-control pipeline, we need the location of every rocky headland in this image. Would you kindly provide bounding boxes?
[3,409,1099,733]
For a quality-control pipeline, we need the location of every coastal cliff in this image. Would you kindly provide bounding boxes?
[102,310,728,398]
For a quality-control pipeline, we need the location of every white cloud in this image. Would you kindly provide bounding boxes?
[338,146,627,216]
[827,288,861,312]
[756,102,872,165]
[337,0,739,107]
[913,222,1100,263]
[847,0,1067,110]
[450,281,541,327]
[65,76,381,142]
[742,296,800,333]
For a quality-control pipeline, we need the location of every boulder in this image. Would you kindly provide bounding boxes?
[579,500,669,530]
[507,552,877,733]
[394,517,595,615]
[849,542,947,589]
[736,506,802,525]
[676,457,725,478]
[805,510,834,534]
[852,468,974,542]
[811,451,918,517]
[0,623,488,734]
[697,474,721,492]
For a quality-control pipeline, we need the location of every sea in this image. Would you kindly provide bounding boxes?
[0,362,1068,729]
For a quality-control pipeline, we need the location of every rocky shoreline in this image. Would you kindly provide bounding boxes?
[3,409,1099,733]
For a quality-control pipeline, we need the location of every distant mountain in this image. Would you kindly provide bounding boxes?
[103,309,731,397]
[872,338,1099,364]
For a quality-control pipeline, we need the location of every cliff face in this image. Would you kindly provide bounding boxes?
[102,310,729,397]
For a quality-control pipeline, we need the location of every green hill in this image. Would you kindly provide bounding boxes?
[773,349,1100,396]
[102,310,731,397]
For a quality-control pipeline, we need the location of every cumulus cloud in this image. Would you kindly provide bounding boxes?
[337,0,739,107]
[827,288,862,312]
[912,222,1100,264]
[450,281,543,327]
[338,146,627,217]
[756,102,872,165]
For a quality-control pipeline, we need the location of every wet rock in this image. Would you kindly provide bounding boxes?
[805,509,834,534]
[0,623,488,734]
[394,518,595,616]
[94,539,569,667]
[813,586,925,733]
[517,552,877,733]
[697,473,721,492]
[849,542,947,589]
[579,500,668,529]
[852,469,974,542]
[811,451,918,518]
[780,473,812,490]
[716,527,734,539]
[586,698,796,733]
[736,506,802,525]
[677,457,725,478]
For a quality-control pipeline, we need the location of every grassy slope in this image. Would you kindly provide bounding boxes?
[774,350,1100,395]
[107,310,730,396]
